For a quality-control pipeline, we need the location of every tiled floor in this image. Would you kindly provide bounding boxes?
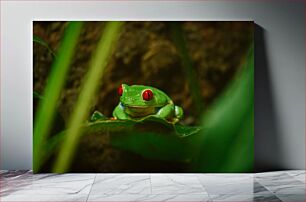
[0,170,305,201]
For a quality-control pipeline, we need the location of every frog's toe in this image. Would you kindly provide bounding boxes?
[171,117,180,124]
[174,106,184,120]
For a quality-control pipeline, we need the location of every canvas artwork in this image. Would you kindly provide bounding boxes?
[33,21,254,173]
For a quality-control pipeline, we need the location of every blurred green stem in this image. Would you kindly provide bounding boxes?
[33,22,83,172]
[53,22,123,173]
[170,22,203,115]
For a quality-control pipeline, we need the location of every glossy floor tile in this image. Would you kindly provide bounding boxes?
[1,194,88,202]
[198,174,253,195]
[88,194,211,202]
[150,174,208,195]
[90,174,151,195]
[2,173,95,196]
[0,170,305,201]
[255,172,305,195]
[286,170,306,183]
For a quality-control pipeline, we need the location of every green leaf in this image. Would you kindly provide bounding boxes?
[33,35,56,58]
[221,106,254,172]
[89,116,202,162]
[46,116,203,167]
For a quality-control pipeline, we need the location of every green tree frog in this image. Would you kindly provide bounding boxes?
[113,84,184,123]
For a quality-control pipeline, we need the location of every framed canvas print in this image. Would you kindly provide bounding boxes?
[33,21,254,173]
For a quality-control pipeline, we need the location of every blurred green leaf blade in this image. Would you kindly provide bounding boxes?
[53,21,123,173]
[192,44,254,172]
[33,22,84,172]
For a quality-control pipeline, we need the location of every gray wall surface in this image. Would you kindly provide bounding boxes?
[1,0,304,170]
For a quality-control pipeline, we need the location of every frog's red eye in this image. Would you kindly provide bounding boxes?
[142,89,153,101]
[118,84,123,96]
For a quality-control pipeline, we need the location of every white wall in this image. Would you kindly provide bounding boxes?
[1,0,304,170]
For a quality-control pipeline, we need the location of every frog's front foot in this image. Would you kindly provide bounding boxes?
[156,104,184,124]
[112,103,131,120]
[165,105,183,124]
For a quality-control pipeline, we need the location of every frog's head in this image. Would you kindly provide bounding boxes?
[117,84,170,108]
